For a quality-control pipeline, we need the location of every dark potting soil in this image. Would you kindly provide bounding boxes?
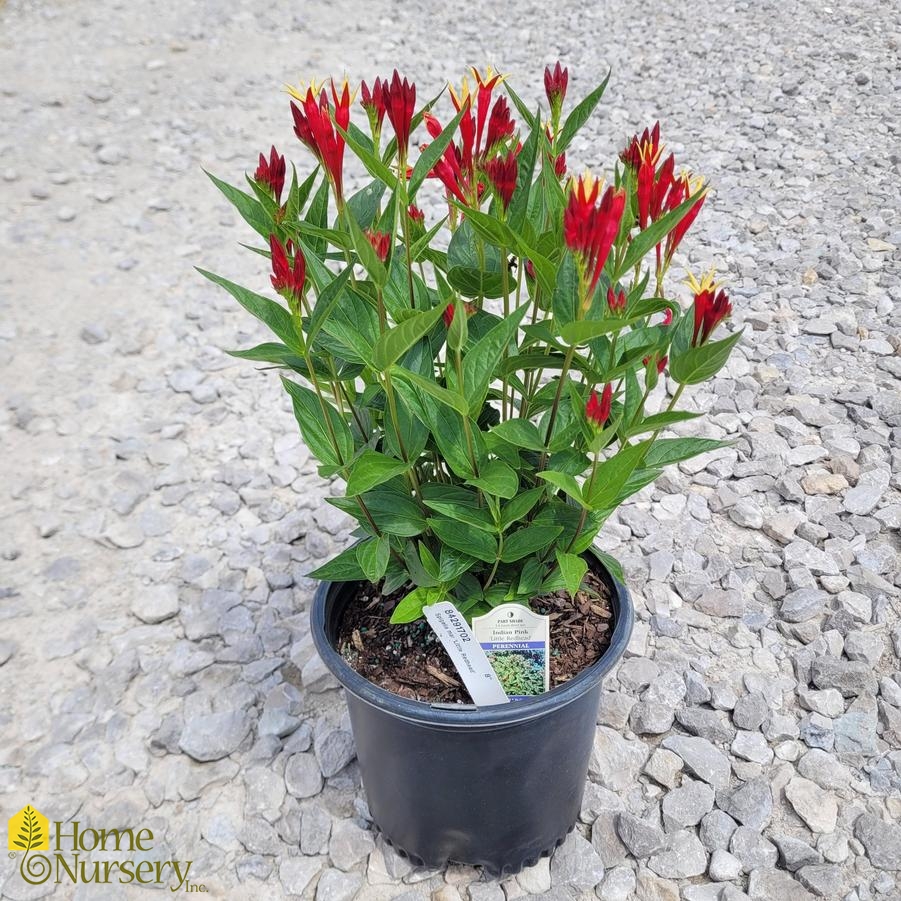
[335,571,614,704]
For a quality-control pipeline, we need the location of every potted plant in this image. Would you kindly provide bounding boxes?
[202,64,740,876]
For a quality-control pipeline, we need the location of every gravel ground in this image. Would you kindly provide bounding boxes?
[1,0,900,899]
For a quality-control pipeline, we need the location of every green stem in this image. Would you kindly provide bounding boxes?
[501,247,511,419]
[398,163,416,308]
[455,347,480,478]
[537,345,574,472]
[565,447,601,554]
[483,532,504,590]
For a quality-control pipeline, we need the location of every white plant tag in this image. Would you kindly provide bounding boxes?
[472,604,551,699]
[423,602,509,706]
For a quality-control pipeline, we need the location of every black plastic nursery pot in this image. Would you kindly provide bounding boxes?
[310,549,634,877]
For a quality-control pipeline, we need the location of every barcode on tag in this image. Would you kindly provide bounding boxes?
[423,602,509,707]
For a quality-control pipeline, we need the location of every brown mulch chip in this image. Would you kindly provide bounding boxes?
[335,570,614,705]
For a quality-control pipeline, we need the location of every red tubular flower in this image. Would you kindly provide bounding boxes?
[607,287,627,315]
[408,204,425,224]
[564,174,626,299]
[443,303,455,327]
[636,157,655,230]
[384,69,416,158]
[365,228,391,262]
[662,307,673,326]
[554,150,567,177]
[544,62,568,117]
[423,111,472,205]
[664,171,707,264]
[289,79,351,202]
[361,77,387,138]
[620,121,661,169]
[643,353,668,373]
[484,150,518,212]
[470,67,504,156]
[254,146,286,204]
[484,96,515,155]
[269,235,305,303]
[586,384,613,428]
[544,126,567,178]
[688,271,732,345]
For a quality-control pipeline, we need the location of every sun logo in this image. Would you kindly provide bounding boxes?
[8,805,49,852]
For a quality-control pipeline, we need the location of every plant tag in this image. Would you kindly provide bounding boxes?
[423,602,509,706]
[472,604,550,700]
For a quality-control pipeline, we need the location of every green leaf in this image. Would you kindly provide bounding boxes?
[308,545,365,581]
[390,366,469,416]
[559,312,650,346]
[307,265,354,345]
[590,549,624,584]
[409,106,466,197]
[304,178,331,255]
[584,441,651,510]
[447,266,506,299]
[643,437,730,468]
[227,342,305,368]
[345,179,386,229]
[281,378,354,469]
[467,460,519,499]
[343,206,388,287]
[421,484,495,532]
[457,303,529,414]
[500,487,546,529]
[428,517,498,562]
[536,470,588,508]
[507,110,541,231]
[552,253,580,327]
[556,550,588,597]
[502,80,538,128]
[439,544,476,582]
[331,484,427,537]
[446,301,468,352]
[390,586,445,624]
[447,218,503,272]
[411,215,448,262]
[205,170,271,237]
[318,286,378,364]
[490,419,546,451]
[669,330,743,385]
[197,268,300,352]
[285,165,320,224]
[334,124,397,188]
[418,541,440,579]
[557,70,610,153]
[346,449,410,496]
[625,410,701,437]
[618,188,705,275]
[356,535,390,582]
[404,540,439,587]
[500,524,563,562]
[372,305,445,370]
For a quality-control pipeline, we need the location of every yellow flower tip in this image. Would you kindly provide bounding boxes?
[331,76,359,104]
[449,74,472,110]
[686,269,721,295]
[679,169,708,196]
[285,77,327,102]
[639,140,665,167]
[470,65,506,89]
[569,170,604,200]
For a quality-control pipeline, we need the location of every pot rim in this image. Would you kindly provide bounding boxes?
[310,546,634,728]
